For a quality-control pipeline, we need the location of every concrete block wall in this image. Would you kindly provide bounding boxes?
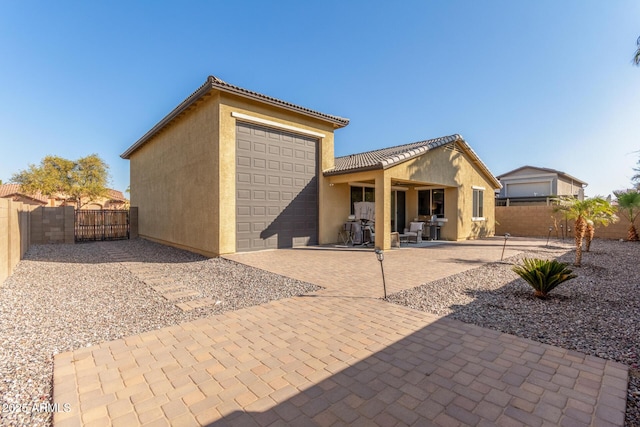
[2,204,136,283]
[0,198,31,283]
[30,206,75,244]
[129,207,139,239]
[496,205,640,241]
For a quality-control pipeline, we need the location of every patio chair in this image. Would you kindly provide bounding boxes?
[363,222,375,246]
[338,221,357,245]
[403,222,425,244]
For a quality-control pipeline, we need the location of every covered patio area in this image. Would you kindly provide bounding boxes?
[320,135,502,251]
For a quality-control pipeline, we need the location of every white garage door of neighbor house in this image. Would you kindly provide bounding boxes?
[235,122,318,252]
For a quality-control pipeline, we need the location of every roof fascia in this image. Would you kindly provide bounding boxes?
[120,80,213,159]
[455,141,502,189]
[323,163,383,176]
[121,77,349,159]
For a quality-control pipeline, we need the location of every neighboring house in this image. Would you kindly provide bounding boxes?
[0,184,128,209]
[81,189,128,210]
[496,166,587,206]
[121,75,501,256]
[0,183,48,206]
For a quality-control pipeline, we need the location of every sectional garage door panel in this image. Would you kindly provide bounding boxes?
[236,122,318,252]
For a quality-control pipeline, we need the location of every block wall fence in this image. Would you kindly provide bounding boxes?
[495,205,639,240]
[1,204,138,283]
[0,199,32,283]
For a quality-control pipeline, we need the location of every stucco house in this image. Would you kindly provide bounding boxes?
[0,183,49,207]
[0,184,127,209]
[121,75,501,256]
[496,166,588,206]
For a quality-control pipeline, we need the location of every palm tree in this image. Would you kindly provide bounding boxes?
[554,197,592,266]
[583,197,618,252]
[634,36,640,66]
[613,190,640,241]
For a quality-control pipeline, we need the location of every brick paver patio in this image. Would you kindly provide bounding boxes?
[53,238,629,426]
[224,237,571,298]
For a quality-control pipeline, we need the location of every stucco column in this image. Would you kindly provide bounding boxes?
[217,109,236,255]
[374,172,391,250]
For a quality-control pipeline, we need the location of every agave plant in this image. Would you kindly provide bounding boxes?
[512,258,577,298]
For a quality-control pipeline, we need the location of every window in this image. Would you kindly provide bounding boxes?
[418,189,445,217]
[473,187,484,219]
[350,186,375,214]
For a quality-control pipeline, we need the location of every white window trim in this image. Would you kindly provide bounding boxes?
[231,112,326,138]
[472,186,485,221]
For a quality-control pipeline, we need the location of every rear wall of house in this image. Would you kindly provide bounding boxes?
[557,177,584,199]
[129,94,220,256]
[389,146,497,240]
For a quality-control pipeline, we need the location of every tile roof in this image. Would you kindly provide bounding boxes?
[121,76,349,159]
[205,76,349,127]
[324,134,501,189]
[0,184,128,204]
[106,189,127,201]
[0,183,48,203]
[326,134,462,175]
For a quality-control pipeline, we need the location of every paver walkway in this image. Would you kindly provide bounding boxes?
[102,244,221,312]
[223,237,571,298]
[53,238,629,426]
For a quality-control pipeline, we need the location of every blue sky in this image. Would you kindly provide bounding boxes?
[1,1,639,198]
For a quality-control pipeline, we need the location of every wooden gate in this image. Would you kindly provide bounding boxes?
[75,210,129,242]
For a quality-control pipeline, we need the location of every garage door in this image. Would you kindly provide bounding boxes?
[236,122,318,252]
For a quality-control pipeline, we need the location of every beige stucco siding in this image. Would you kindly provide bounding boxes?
[129,94,220,256]
[399,146,496,240]
[324,145,498,246]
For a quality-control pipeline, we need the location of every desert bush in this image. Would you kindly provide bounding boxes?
[512,258,577,298]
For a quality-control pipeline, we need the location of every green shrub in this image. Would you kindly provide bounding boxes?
[512,258,577,298]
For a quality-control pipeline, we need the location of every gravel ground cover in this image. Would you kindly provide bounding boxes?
[387,239,640,426]
[0,239,319,427]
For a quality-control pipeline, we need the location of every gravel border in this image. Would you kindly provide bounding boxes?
[0,239,320,427]
[387,239,640,426]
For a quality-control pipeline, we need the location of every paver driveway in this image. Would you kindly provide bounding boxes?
[53,238,628,426]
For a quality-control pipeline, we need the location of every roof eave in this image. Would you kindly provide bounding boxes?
[212,82,349,129]
[121,77,349,160]
[323,163,383,176]
[120,80,214,159]
[456,141,502,189]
